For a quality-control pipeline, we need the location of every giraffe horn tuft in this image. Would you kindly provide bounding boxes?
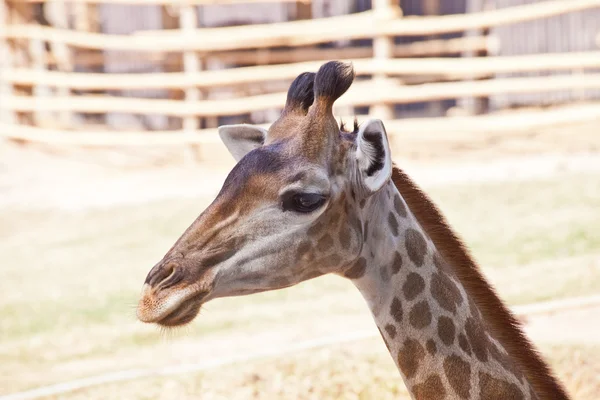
[313,61,355,108]
[284,72,316,115]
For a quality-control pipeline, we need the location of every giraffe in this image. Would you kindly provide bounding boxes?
[137,61,569,399]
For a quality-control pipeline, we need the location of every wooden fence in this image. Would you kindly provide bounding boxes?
[1,0,600,149]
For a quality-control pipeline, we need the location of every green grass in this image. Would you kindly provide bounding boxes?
[1,172,599,395]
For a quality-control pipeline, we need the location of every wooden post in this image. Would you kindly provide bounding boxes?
[73,1,100,33]
[9,1,36,126]
[23,2,52,127]
[161,5,183,130]
[199,6,217,130]
[370,0,398,120]
[73,2,104,127]
[465,0,492,115]
[45,0,73,127]
[422,0,443,117]
[0,0,16,127]
[180,4,201,163]
[296,0,312,20]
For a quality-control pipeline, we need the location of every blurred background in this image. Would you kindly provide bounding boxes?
[1,0,600,399]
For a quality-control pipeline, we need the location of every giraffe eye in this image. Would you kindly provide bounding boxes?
[282,193,327,213]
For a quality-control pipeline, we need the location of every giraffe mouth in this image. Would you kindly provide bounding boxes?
[137,287,209,327]
[155,293,205,327]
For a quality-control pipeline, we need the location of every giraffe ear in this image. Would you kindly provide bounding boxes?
[218,124,268,162]
[354,119,393,193]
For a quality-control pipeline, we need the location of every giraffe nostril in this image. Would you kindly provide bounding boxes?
[145,261,181,289]
[157,265,183,290]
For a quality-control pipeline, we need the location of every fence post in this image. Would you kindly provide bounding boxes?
[22,3,52,127]
[74,2,104,127]
[180,4,201,163]
[370,0,399,121]
[0,0,16,130]
[422,0,444,117]
[46,0,73,127]
[465,0,492,115]
[161,5,183,130]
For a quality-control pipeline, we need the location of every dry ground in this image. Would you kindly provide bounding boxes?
[42,341,600,400]
[1,119,600,399]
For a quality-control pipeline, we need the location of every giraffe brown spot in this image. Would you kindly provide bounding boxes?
[430,271,463,314]
[479,371,525,400]
[409,301,432,329]
[402,272,425,301]
[269,276,292,287]
[330,211,341,225]
[394,194,407,217]
[344,257,367,279]
[412,374,446,400]
[300,270,321,281]
[385,324,397,339]
[444,354,471,399]
[348,214,362,240]
[296,241,312,260]
[379,264,390,282]
[405,228,427,266]
[426,339,437,355]
[338,227,351,249]
[344,201,351,215]
[437,316,455,346]
[458,333,472,356]
[316,234,334,252]
[465,317,489,362]
[397,339,425,380]
[388,212,399,236]
[390,297,403,323]
[307,222,324,236]
[359,198,367,208]
[391,252,403,274]
[322,253,342,267]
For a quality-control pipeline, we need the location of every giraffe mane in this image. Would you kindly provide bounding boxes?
[390,165,570,400]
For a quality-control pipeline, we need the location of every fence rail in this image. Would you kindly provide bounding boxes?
[3,1,599,51]
[4,52,600,90]
[39,36,496,68]
[6,74,600,117]
[7,0,308,4]
[1,0,600,149]
[3,102,600,146]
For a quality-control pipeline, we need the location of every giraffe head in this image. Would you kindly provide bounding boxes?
[137,61,394,327]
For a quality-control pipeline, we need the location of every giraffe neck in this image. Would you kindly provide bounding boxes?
[348,181,534,400]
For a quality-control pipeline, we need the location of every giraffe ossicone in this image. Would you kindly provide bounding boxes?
[137,61,569,400]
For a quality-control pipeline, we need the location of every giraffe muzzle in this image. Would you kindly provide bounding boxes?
[136,282,209,326]
[137,257,215,326]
